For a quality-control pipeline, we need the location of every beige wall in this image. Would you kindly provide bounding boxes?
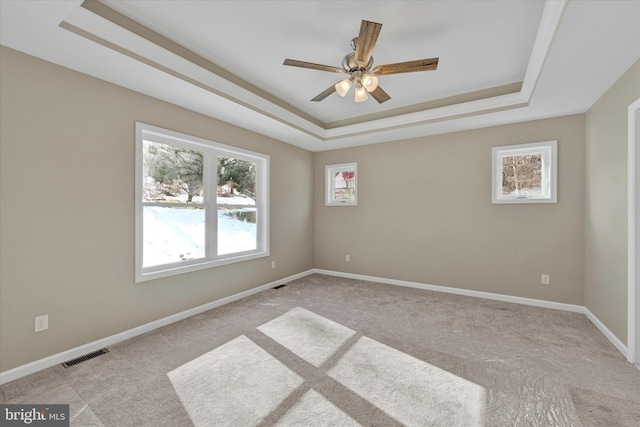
[0,47,314,371]
[314,115,586,304]
[585,60,640,344]
[2,42,635,373]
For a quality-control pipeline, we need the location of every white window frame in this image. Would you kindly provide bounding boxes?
[135,122,269,282]
[492,140,557,204]
[326,162,358,206]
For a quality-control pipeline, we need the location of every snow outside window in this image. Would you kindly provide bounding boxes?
[491,140,557,204]
[135,122,269,282]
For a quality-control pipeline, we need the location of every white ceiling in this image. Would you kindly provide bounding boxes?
[1,1,639,152]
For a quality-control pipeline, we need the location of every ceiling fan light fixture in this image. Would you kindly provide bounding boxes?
[283,20,439,105]
[354,83,368,102]
[335,78,353,97]
[361,74,379,92]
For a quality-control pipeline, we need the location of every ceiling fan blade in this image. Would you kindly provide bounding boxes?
[283,59,345,74]
[311,84,337,102]
[372,57,439,75]
[354,20,382,67]
[369,86,391,104]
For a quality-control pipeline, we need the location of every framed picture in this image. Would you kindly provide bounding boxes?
[325,162,357,206]
[491,140,557,204]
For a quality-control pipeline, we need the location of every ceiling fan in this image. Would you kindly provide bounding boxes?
[283,20,439,104]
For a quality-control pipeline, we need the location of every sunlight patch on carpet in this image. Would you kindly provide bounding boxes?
[168,308,486,426]
[276,389,361,426]
[258,307,356,367]
[168,335,303,427]
[328,336,486,427]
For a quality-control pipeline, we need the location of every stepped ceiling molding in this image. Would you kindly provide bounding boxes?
[1,1,639,151]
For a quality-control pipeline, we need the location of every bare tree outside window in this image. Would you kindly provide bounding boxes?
[491,140,557,204]
[501,154,542,195]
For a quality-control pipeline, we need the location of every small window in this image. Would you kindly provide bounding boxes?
[326,163,357,206]
[135,123,269,282]
[492,140,557,204]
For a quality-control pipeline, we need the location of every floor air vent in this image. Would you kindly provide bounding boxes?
[62,348,109,368]
[273,284,287,289]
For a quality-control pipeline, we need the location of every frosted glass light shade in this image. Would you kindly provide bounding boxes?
[361,74,379,92]
[335,79,352,97]
[354,85,368,102]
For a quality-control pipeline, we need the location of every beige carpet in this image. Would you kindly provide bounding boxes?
[1,274,640,426]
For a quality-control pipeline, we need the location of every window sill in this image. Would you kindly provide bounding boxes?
[492,196,557,204]
[136,250,269,283]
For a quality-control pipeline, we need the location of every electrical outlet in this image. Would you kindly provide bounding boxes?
[345,254,350,262]
[272,260,276,269]
[541,274,550,285]
[35,314,48,333]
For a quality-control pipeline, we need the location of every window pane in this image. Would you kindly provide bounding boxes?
[143,141,204,203]
[143,206,205,267]
[334,170,356,201]
[218,208,257,255]
[217,156,256,206]
[501,154,542,195]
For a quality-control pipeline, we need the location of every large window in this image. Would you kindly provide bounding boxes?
[491,140,557,204]
[135,123,269,282]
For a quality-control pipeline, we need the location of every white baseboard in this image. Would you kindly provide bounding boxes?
[0,270,315,385]
[1,268,629,384]
[313,269,584,312]
[313,269,629,359]
[583,307,628,358]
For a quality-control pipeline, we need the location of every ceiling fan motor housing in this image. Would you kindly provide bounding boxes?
[342,52,374,72]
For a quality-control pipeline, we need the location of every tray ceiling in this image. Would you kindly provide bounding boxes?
[1,1,639,151]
